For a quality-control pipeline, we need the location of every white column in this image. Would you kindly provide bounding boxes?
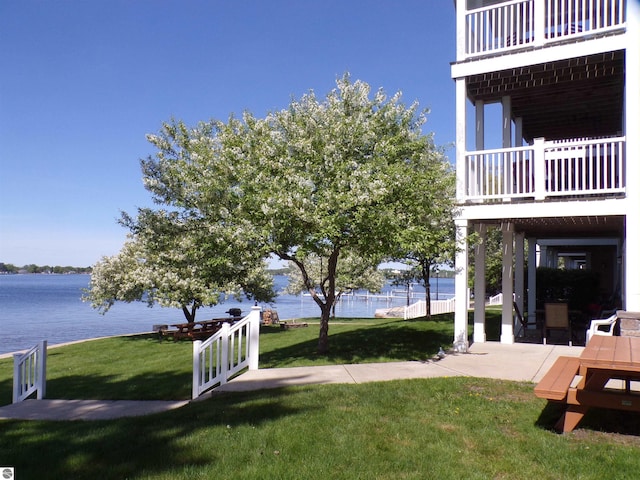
[455,77,467,201]
[501,222,515,344]
[514,117,523,147]
[454,218,469,352]
[527,237,538,325]
[475,99,485,150]
[533,0,545,47]
[502,96,512,148]
[533,138,546,200]
[502,96,513,197]
[474,223,487,343]
[625,1,640,310]
[455,0,466,60]
[248,306,262,370]
[515,231,525,335]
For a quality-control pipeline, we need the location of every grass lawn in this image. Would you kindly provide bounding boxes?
[0,316,455,404]
[2,313,640,479]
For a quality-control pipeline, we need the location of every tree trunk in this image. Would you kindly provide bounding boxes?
[315,249,340,354]
[421,261,432,319]
[318,304,331,354]
[181,303,198,323]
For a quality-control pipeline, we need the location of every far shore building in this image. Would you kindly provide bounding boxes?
[450,0,639,350]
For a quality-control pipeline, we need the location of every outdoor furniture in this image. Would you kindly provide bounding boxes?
[535,335,640,433]
[544,303,572,346]
[585,313,617,344]
[162,317,236,340]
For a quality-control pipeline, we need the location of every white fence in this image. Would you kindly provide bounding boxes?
[464,136,625,201]
[488,293,504,306]
[192,306,261,399]
[404,298,457,320]
[464,0,626,58]
[13,340,47,403]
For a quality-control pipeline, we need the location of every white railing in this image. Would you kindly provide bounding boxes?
[13,340,47,403]
[192,306,261,399]
[463,0,626,58]
[404,298,457,319]
[544,137,626,196]
[488,293,504,305]
[466,0,535,56]
[465,146,534,199]
[404,300,426,319]
[464,136,625,201]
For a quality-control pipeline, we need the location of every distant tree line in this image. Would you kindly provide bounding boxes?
[0,263,92,274]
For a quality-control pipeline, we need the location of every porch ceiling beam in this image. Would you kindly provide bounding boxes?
[451,31,626,79]
[458,197,627,221]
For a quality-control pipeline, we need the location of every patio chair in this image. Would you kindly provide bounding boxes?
[544,303,572,346]
[586,313,618,344]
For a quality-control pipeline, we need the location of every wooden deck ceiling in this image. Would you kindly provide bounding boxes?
[466,50,625,142]
[478,215,625,237]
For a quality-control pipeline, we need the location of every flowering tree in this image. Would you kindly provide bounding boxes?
[92,74,451,352]
[84,120,275,322]
[227,75,440,353]
[85,216,274,323]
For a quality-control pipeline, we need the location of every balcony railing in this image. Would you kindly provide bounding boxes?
[463,0,626,58]
[463,136,626,202]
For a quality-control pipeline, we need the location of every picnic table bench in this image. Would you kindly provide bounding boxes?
[535,336,640,433]
[161,317,237,341]
[534,356,582,402]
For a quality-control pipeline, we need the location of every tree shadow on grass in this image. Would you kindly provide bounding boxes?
[45,371,193,401]
[0,388,310,480]
[260,322,452,367]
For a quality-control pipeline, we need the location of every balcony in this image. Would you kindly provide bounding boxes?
[461,0,626,59]
[462,136,625,202]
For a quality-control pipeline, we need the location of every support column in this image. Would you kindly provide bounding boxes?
[539,244,548,268]
[502,96,513,197]
[455,77,467,201]
[528,237,538,326]
[625,1,640,310]
[474,223,487,343]
[515,231,525,336]
[475,99,485,150]
[514,117,523,147]
[502,96,512,148]
[501,222,515,344]
[454,218,469,352]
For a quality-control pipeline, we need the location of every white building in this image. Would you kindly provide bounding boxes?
[451,0,639,350]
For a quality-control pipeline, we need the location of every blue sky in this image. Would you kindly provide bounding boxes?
[0,1,457,267]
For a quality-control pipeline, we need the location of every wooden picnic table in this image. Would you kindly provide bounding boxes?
[535,335,640,433]
[163,317,237,340]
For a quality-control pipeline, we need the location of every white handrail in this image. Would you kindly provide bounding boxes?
[464,136,626,201]
[404,298,457,319]
[192,306,261,399]
[13,340,47,403]
[488,293,504,306]
[463,0,626,58]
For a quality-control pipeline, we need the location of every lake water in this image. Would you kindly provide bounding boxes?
[0,274,454,355]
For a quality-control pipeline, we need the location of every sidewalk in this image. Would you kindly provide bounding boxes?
[0,342,581,421]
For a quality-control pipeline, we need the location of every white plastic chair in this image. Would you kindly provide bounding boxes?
[586,313,617,344]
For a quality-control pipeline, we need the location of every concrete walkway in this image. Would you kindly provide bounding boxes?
[0,342,581,421]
